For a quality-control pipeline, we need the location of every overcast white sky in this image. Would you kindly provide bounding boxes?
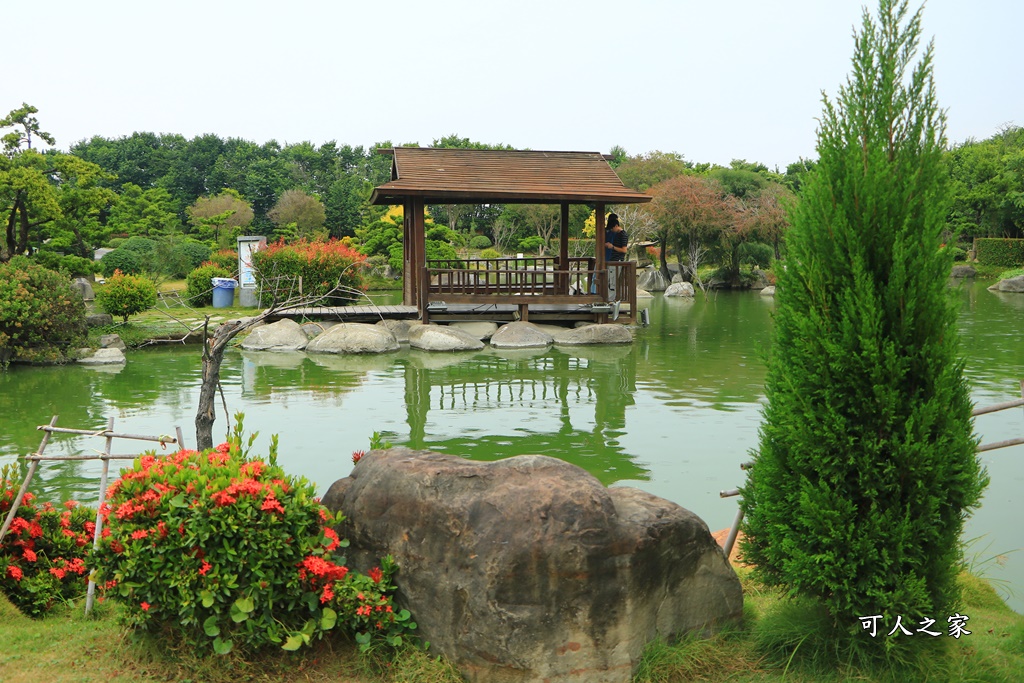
[9,0,1022,170]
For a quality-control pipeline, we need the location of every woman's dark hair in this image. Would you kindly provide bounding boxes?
[607,213,620,229]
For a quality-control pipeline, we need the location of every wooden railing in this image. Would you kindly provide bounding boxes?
[421,257,636,323]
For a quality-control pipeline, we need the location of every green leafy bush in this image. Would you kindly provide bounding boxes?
[162,240,212,279]
[120,236,158,256]
[0,257,86,366]
[469,235,492,250]
[518,236,545,253]
[251,239,366,306]
[89,422,416,655]
[946,245,967,262]
[479,248,501,259]
[207,249,237,272]
[31,252,100,277]
[185,263,231,307]
[424,239,461,266]
[974,238,1024,267]
[95,270,158,322]
[738,241,773,269]
[100,248,144,277]
[1,465,96,617]
[426,226,464,246]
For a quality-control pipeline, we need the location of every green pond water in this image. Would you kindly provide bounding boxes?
[2,282,1022,612]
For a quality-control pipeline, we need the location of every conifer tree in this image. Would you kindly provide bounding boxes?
[740,0,987,634]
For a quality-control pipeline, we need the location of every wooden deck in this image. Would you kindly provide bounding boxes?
[265,302,632,324]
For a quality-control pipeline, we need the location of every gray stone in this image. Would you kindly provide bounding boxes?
[85,313,113,327]
[490,321,554,349]
[72,277,94,301]
[750,269,770,290]
[636,269,669,292]
[99,334,126,351]
[635,288,653,299]
[78,348,126,365]
[760,286,776,297]
[554,324,633,346]
[301,320,339,338]
[375,319,412,343]
[322,449,742,683]
[240,319,309,351]
[447,321,499,340]
[305,323,399,354]
[950,265,977,279]
[408,324,485,352]
[664,282,695,298]
[996,275,1024,292]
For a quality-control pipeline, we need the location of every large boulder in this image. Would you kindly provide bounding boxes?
[305,323,399,354]
[322,449,743,683]
[85,313,113,327]
[409,324,485,352]
[240,319,309,352]
[950,264,977,279]
[760,285,776,297]
[554,324,633,346]
[376,319,413,343]
[636,269,669,292]
[99,333,126,351]
[664,282,695,297]
[490,321,554,349]
[448,321,499,340]
[78,347,126,365]
[996,274,1024,292]
[72,277,94,301]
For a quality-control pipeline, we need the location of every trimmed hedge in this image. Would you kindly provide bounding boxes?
[974,238,1024,267]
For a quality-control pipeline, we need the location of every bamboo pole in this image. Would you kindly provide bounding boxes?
[0,416,58,544]
[85,417,115,615]
[37,425,177,444]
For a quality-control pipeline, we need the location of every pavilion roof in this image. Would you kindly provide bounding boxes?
[369,147,651,205]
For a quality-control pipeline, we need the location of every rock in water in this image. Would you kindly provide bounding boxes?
[322,448,743,683]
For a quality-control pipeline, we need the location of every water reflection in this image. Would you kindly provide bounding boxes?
[398,348,646,485]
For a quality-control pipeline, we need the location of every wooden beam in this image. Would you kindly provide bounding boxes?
[595,204,606,323]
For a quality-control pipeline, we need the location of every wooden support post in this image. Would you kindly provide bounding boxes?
[559,202,570,294]
[595,204,606,323]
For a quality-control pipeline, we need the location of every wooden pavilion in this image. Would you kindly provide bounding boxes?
[369,147,651,324]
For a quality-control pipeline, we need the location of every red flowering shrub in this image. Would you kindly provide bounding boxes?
[1,465,96,617]
[88,419,414,655]
[251,238,366,305]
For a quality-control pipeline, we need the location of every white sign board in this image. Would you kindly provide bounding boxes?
[237,236,266,289]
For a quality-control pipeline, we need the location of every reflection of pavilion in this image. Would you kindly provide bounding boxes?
[400,348,647,486]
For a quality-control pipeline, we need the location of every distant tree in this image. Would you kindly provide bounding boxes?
[107,183,181,237]
[946,125,1024,239]
[741,1,987,663]
[267,189,327,239]
[614,151,693,192]
[1,105,109,262]
[783,157,818,193]
[648,174,733,281]
[324,173,367,239]
[186,189,254,247]
[1,103,55,152]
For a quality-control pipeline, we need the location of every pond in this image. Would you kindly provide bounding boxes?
[2,281,1022,612]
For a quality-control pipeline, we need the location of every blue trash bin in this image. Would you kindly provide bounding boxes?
[211,278,238,308]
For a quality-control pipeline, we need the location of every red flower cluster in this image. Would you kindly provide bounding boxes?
[352,450,365,464]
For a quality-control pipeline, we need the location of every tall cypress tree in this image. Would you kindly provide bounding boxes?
[741,0,987,633]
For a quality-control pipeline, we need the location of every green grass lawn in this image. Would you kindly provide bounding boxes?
[4,570,1021,683]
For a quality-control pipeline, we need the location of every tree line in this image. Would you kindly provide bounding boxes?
[2,103,1021,280]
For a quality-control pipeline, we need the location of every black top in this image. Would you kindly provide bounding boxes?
[606,228,628,261]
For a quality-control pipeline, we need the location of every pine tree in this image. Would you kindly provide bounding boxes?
[740,0,988,635]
